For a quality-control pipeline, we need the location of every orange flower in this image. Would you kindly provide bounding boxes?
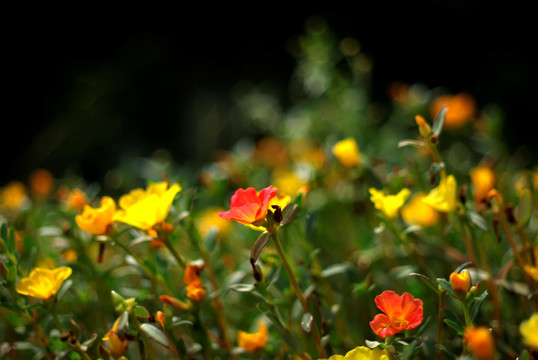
[65,188,88,212]
[218,186,278,228]
[430,92,476,129]
[450,269,471,294]
[237,320,268,352]
[28,168,54,199]
[103,315,128,358]
[470,165,495,203]
[464,326,495,360]
[0,181,28,211]
[75,196,116,235]
[184,262,206,302]
[370,290,424,338]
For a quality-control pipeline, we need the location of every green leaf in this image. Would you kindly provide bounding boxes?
[410,273,439,294]
[300,312,313,333]
[434,344,458,360]
[442,309,464,334]
[519,349,531,360]
[436,278,454,297]
[265,312,301,354]
[414,316,431,337]
[140,323,170,348]
[517,188,532,227]
[432,105,448,136]
[443,318,465,335]
[228,284,255,293]
[250,231,271,264]
[467,210,489,232]
[204,228,219,253]
[56,279,73,301]
[365,340,382,348]
[397,139,428,148]
[454,261,473,274]
[470,290,488,323]
[134,306,150,319]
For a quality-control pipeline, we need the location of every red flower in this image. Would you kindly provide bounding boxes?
[370,290,424,338]
[218,186,279,227]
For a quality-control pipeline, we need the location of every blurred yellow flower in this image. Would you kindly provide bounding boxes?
[237,320,268,352]
[28,168,54,200]
[470,165,495,203]
[523,245,538,282]
[75,196,116,235]
[320,345,390,360]
[0,181,27,211]
[103,315,128,358]
[254,136,289,169]
[422,175,457,213]
[401,193,439,227]
[520,313,538,348]
[369,188,410,219]
[114,182,181,231]
[195,207,231,239]
[272,170,309,198]
[16,266,72,301]
[332,137,360,168]
[430,92,476,130]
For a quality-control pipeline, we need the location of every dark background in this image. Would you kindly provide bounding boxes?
[4,3,537,186]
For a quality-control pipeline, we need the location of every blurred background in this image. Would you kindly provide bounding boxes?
[4,3,537,186]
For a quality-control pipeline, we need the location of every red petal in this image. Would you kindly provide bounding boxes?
[218,204,259,224]
[370,314,399,338]
[230,188,260,208]
[374,290,401,318]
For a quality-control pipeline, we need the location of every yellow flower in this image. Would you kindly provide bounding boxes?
[401,193,439,227]
[195,207,232,239]
[520,313,538,348]
[75,196,116,235]
[449,269,471,294]
[114,182,181,231]
[470,166,495,203]
[237,320,268,352]
[369,188,410,219]
[0,181,28,211]
[320,345,390,360]
[16,266,72,300]
[332,138,360,168]
[422,175,457,213]
[272,170,309,198]
[103,315,128,358]
[523,245,538,282]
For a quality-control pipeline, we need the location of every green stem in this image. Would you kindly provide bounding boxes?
[435,290,446,360]
[271,232,325,358]
[163,236,186,269]
[115,241,173,296]
[462,300,471,327]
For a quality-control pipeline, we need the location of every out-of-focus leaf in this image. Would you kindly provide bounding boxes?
[300,312,313,333]
[81,333,98,348]
[56,279,73,301]
[434,344,458,360]
[410,273,439,294]
[365,340,382,348]
[470,291,488,323]
[442,309,464,335]
[140,323,170,348]
[430,162,446,177]
[398,140,428,148]
[454,261,473,274]
[517,188,532,227]
[204,228,219,253]
[432,105,448,136]
[321,263,352,278]
[117,311,129,331]
[228,284,255,293]
[467,211,489,232]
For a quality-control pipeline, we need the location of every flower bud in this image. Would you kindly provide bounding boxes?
[449,269,471,295]
[415,115,431,138]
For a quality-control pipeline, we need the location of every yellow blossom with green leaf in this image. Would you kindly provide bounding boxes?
[320,345,390,360]
[422,175,457,213]
[114,182,181,231]
[16,266,72,301]
[401,193,439,227]
[369,188,410,219]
